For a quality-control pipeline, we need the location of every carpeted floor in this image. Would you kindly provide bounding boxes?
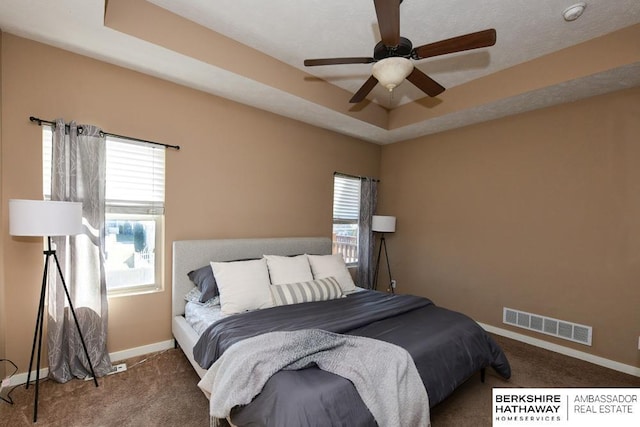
[0,335,638,426]
[0,349,209,427]
[429,335,639,426]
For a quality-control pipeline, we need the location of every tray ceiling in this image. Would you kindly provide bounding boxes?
[0,0,638,144]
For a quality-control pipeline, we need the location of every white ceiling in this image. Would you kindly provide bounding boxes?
[0,0,639,144]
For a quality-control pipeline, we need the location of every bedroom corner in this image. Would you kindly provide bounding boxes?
[378,87,640,372]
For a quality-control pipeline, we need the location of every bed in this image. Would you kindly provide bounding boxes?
[172,237,511,427]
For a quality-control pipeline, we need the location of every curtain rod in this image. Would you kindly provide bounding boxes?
[29,116,180,150]
[334,171,380,182]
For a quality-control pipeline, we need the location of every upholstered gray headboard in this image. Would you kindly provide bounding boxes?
[172,237,332,317]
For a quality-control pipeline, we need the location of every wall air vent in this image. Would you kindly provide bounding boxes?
[503,307,592,346]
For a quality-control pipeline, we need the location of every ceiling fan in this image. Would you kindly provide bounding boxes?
[303,0,497,103]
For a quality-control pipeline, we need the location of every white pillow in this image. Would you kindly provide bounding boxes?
[271,277,344,306]
[210,258,273,315]
[306,254,357,294]
[263,254,313,285]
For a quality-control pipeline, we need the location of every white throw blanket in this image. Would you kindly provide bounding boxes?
[198,329,430,427]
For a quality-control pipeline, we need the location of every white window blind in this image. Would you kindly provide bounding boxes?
[43,128,166,212]
[42,127,53,197]
[106,136,165,214]
[333,175,360,223]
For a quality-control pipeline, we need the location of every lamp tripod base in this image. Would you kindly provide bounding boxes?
[372,234,394,294]
[25,237,99,422]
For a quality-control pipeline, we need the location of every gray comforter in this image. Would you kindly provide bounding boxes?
[193,290,511,426]
[198,329,430,427]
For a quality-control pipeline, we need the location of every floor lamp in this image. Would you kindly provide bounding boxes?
[371,215,396,293]
[9,199,99,423]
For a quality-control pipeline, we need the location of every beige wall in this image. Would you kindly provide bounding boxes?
[379,87,640,367]
[0,34,380,372]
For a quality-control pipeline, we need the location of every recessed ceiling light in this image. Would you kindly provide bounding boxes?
[563,2,587,21]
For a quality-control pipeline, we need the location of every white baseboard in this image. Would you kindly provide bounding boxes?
[479,322,640,378]
[3,367,49,389]
[4,339,175,387]
[109,339,174,363]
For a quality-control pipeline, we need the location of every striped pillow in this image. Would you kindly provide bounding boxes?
[270,277,344,306]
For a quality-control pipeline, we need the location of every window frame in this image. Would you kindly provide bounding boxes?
[332,174,361,267]
[104,212,165,297]
[42,126,166,296]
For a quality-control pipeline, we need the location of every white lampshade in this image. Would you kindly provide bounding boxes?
[9,199,82,237]
[372,57,414,91]
[372,215,396,233]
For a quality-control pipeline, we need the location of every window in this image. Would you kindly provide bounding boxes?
[43,127,165,295]
[332,174,360,265]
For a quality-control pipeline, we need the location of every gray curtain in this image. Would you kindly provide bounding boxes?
[48,119,112,382]
[356,178,377,289]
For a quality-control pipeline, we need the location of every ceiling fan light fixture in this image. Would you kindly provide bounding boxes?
[372,57,414,91]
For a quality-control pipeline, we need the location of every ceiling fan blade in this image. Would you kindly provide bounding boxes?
[374,0,400,47]
[413,29,497,59]
[349,75,379,103]
[406,68,445,97]
[304,57,375,66]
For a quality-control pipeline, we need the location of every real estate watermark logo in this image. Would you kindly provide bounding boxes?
[493,388,639,426]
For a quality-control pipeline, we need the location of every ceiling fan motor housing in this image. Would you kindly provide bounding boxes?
[373,37,413,60]
[304,0,497,103]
